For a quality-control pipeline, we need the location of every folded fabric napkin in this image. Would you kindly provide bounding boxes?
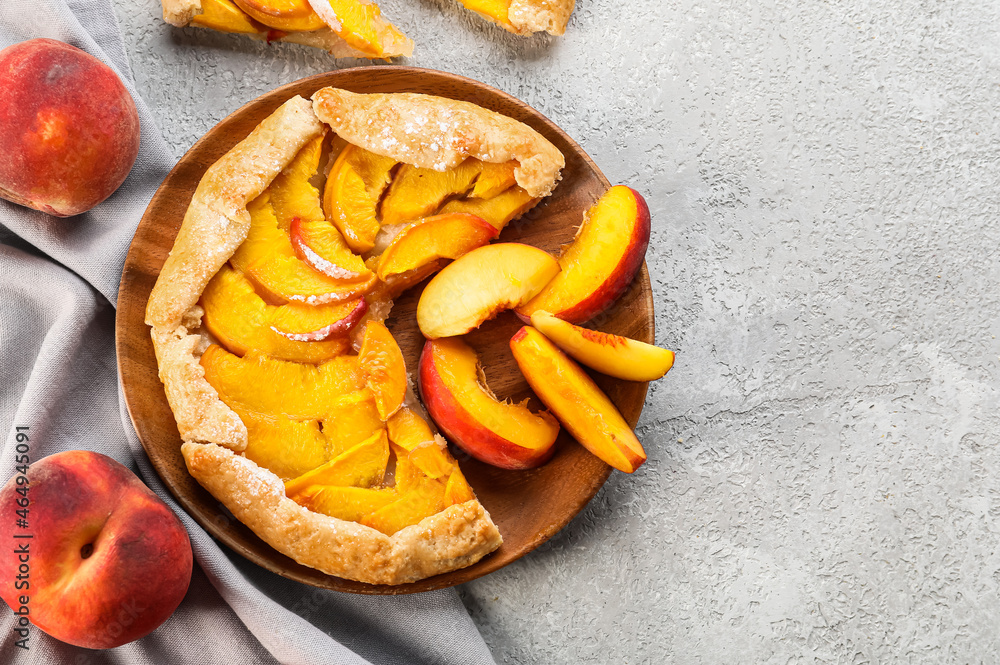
[0,1,497,662]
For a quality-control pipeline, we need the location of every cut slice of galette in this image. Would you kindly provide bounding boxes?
[159,0,575,57]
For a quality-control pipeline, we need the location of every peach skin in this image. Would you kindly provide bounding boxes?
[419,337,560,470]
[517,185,651,323]
[200,265,353,361]
[529,310,674,381]
[417,243,560,339]
[510,326,647,473]
[269,296,368,342]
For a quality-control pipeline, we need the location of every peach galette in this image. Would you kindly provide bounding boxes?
[145,88,566,584]
[159,0,575,57]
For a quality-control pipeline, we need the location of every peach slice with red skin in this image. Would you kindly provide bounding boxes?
[358,320,407,420]
[200,344,368,420]
[269,296,368,342]
[306,0,413,58]
[510,326,647,473]
[529,310,675,382]
[294,485,397,522]
[232,193,375,305]
[376,213,498,282]
[417,243,560,339]
[289,217,373,283]
[201,265,351,363]
[517,185,651,324]
[419,337,560,470]
[232,0,325,31]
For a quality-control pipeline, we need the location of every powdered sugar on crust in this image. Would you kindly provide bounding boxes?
[312,88,565,198]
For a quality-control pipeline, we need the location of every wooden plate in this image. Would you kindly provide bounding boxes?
[116,66,654,594]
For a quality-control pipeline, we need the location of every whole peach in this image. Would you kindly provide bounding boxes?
[0,450,192,649]
[0,39,141,217]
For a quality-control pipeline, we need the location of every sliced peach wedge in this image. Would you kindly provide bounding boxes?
[268,134,327,233]
[231,193,375,305]
[284,429,389,497]
[517,185,651,324]
[530,310,674,382]
[357,320,407,420]
[471,161,518,199]
[191,0,264,33]
[232,0,326,31]
[236,407,330,481]
[417,243,559,339]
[271,135,373,283]
[269,296,368,342]
[200,265,351,363]
[323,144,397,254]
[510,326,646,473]
[289,216,373,282]
[380,159,483,226]
[377,212,498,287]
[361,480,446,535]
[419,337,560,470]
[200,344,368,420]
[387,407,455,480]
[305,0,413,58]
[455,0,517,34]
[294,485,397,523]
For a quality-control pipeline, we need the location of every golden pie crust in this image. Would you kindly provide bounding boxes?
[146,88,564,584]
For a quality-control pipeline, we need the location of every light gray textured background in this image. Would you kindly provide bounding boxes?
[111,0,1000,661]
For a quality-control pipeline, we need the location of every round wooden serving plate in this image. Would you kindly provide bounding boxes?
[116,66,654,594]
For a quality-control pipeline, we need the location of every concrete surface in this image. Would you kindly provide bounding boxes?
[113,0,1000,661]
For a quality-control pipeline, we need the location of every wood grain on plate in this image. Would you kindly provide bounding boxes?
[116,66,654,594]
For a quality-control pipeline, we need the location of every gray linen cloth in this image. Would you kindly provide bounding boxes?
[0,1,497,663]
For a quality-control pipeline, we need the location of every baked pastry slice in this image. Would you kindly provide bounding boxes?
[146,89,564,585]
[162,0,413,58]
[159,0,574,55]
